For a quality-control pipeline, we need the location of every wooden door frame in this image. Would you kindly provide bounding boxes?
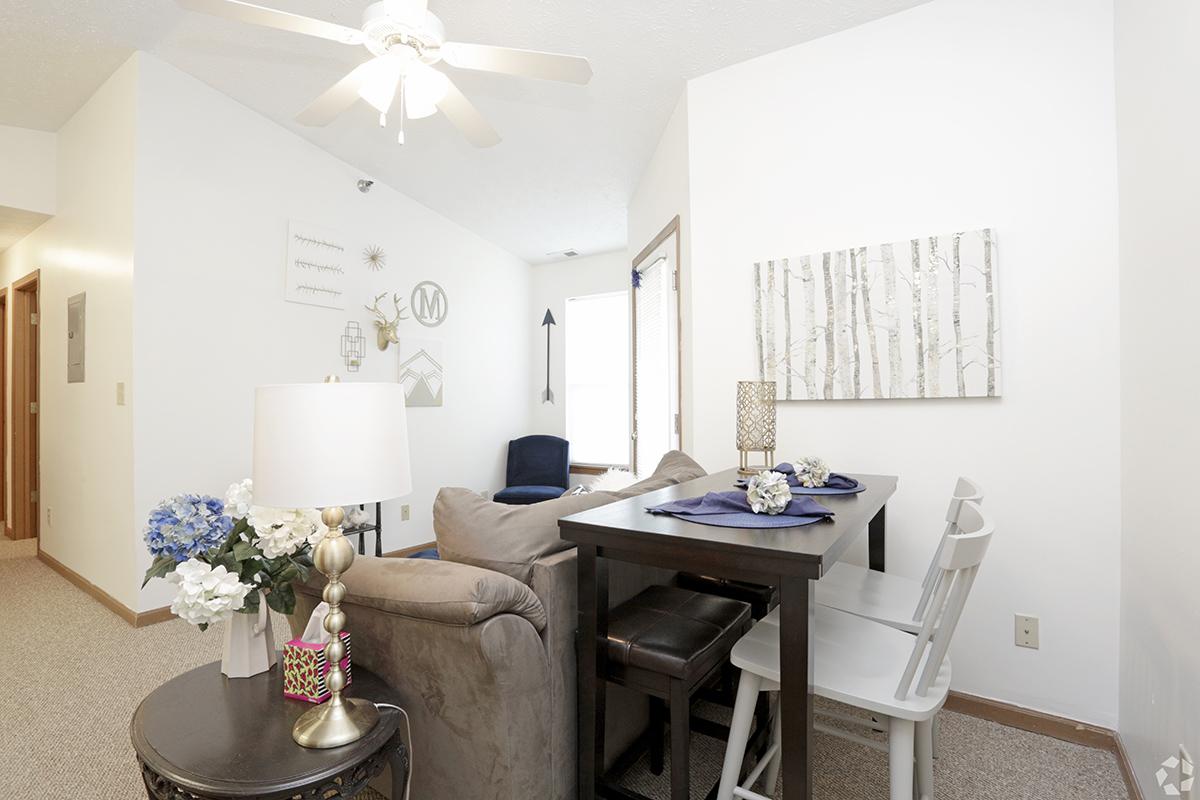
[12,270,39,541]
[630,215,683,474]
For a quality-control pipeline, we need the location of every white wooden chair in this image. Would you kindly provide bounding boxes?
[715,500,995,800]
[810,477,984,634]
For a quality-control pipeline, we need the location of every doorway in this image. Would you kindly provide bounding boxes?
[12,270,38,540]
[631,216,683,473]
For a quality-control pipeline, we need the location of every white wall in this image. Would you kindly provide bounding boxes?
[0,58,137,608]
[1115,0,1200,790]
[628,92,692,452]
[131,54,533,610]
[672,0,1122,725]
[530,250,628,448]
[0,124,56,215]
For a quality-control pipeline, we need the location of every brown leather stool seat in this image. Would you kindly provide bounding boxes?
[675,572,778,620]
[606,585,752,682]
[602,585,752,800]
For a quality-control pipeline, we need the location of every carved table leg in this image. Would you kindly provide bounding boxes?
[388,735,410,800]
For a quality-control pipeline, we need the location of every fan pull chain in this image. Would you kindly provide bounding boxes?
[397,77,406,145]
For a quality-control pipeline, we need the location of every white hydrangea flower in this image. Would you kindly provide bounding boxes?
[795,456,831,489]
[167,558,252,627]
[746,470,792,515]
[249,507,328,558]
[224,478,254,519]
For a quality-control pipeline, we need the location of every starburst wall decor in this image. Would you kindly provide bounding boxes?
[363,245,386,271]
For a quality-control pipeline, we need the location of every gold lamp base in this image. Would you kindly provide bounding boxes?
[293,695,380,749]
[292,505,380,749]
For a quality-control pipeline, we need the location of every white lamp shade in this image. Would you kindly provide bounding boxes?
[252,382,411,509]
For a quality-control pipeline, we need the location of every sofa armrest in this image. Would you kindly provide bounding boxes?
[294,555,547,633]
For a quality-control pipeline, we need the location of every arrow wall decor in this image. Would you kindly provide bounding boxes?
[541,308,556,404]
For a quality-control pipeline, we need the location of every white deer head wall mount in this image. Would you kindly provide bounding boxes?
[365,292,409,351]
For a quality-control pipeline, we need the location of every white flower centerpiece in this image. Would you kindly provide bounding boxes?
[746,470,793,515]
[142,479,327,677]
[794,456,832,488]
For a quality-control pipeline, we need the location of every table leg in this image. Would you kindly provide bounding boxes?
[375,502,383,558]
[779,576,815,800]
[577,544,608,800]
[868,504,886,572]
[389,737,410,800]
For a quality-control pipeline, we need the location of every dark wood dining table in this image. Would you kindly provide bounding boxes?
[559,468,898,800]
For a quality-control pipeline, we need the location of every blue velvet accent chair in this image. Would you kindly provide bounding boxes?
[493,435,570,505]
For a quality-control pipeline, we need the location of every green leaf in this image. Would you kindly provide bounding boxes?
[241,591,261,613]
[142,556,177,588]
[232,539,260,562]
[198,622,209,632]
[266,583,295,615]
[212,552,239,574]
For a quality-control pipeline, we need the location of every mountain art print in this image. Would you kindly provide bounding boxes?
[753,228,1000,401]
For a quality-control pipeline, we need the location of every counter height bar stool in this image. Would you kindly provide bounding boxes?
[716,501,995,800]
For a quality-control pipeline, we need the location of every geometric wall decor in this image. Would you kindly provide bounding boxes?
[340,321,365,372]
[397,338,444,407]
[285,219,347,309]
[753,227,999,400]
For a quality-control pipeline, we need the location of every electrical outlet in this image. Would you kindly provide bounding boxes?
[46,507,52,527]
[1015,614,1039,649]
[401,504,410,522]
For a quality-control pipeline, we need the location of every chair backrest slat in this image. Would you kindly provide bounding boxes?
[896,500,993,702]
[914,477,985,623]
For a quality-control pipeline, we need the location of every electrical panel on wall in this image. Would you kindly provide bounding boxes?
[67,293,85,383]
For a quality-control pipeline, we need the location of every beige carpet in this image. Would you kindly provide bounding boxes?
[0,533,37,559]
[0,556,1128,800]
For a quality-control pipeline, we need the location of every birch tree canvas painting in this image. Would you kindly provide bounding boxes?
[753,228,1000,400]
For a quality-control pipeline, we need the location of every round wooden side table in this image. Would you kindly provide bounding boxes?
[131,658,409,800]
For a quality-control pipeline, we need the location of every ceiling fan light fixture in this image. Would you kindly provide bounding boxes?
[404,64,449,120]
[358,57,403,114]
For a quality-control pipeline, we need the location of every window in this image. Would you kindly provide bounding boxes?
[565,291,630,466]
[631,218,682,473]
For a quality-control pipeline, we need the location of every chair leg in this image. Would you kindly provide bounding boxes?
[888,717,915,800]
[931,713,940,759]
[649,697,665,776]
[761,700,783,796]
[716,671,762,800]
[669,680,691,800]
[916,719,934,800]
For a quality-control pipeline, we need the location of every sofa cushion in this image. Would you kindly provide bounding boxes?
[298,556,548,631]
[435,488,619,584]
[614,451,708,498]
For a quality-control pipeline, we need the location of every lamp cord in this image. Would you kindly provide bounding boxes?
[374,703,412,800]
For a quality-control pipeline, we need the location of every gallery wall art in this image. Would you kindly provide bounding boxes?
[398,338,444,407]
[285,220,347,309]
[753,228,1000,400]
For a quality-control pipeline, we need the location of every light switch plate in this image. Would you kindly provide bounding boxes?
[1015,614,1039,649]
[116,382,126,406]
[401,504,410,521]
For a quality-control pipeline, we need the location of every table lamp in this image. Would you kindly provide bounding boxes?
[252,379,411,749]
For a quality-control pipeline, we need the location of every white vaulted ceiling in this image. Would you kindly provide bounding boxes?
[0,0,930,262]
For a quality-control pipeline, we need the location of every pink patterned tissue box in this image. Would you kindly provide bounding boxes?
[282,631,352,704]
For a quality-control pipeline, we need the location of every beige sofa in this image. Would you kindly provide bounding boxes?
[290,452,705,800]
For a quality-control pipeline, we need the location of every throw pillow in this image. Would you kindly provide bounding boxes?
[614,450,708,498]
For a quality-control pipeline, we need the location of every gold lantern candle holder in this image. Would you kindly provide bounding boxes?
[736,380,777,476]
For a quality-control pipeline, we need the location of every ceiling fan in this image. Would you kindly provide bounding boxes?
[178,0,593,147]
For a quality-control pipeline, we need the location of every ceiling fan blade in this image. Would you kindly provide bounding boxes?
[177,0,364,45]
[436,78,501,148]
[296,59,383,126]
[441,43,592,85]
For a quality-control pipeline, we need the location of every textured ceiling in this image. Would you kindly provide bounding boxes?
[0,205,51,254]
[0,0,930,263]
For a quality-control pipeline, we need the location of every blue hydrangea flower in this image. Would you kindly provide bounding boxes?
[144,494,233,563]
